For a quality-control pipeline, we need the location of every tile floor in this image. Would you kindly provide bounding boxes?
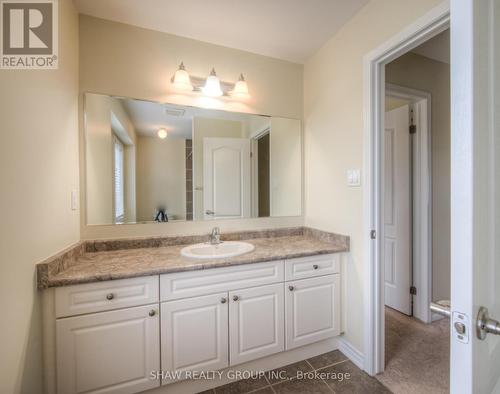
[197,350,391,394]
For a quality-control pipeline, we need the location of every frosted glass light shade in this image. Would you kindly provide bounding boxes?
[231,74,250,99]
[157,128,167,139]
[172,62,193,91]
[202,68,223,97]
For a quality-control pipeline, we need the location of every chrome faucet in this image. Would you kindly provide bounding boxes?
[209,227,221,245]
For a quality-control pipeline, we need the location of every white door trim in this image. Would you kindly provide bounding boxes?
[386,84,432,324]
[362,2,449,375]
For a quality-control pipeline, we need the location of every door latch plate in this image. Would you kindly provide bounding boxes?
[453,311,470,344]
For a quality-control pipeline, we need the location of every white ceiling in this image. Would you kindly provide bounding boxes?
[74,0,369,64]
[411,29,450,64]
[120,98,268,139]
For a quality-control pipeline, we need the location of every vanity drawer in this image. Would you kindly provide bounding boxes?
[161,260,284,301]
[285,254,340,281]
[55,276,159,318]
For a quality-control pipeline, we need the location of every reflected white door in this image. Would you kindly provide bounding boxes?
[384,104,411,315]
[451,0,500,392]
[203,138,251,219]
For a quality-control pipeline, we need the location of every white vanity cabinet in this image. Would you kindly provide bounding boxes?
[161,292,229,380]
[50,254,342,394]
[56,304,160,394]
[229,283,285,365]
[285,274,341,350]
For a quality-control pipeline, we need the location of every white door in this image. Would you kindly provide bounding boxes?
[56,304,160,394]
[161,293,229,383]
[451,1,500,392]
[229,283,284,365]
[384,104,412,315]
[203,138,251,219]
[285,275,340,350]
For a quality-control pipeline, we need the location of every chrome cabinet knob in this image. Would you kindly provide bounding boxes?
[221,298,227,304]
[233,295,239,301]
[106,293,114,300]
[288,286,295,291]
[313,264,319,270]
[149,310,156,317]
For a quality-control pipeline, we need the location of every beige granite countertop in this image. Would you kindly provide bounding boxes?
[37,228,349,288]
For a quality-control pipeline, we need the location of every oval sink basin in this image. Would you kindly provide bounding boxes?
[181,241,255,259]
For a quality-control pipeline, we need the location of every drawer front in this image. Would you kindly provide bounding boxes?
[161,261,284,301]
[285,254,340,281]
[55,276,159,318]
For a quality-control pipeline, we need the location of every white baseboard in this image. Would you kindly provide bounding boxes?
[338,336,365,370]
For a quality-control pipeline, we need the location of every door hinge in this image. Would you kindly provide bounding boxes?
[409,124,417,134]
[410,286,417,295]
[250,151,253,158]
[370,230,376,239]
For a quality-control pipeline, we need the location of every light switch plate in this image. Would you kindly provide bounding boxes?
[71,189,78,211]
[347,169,361,186]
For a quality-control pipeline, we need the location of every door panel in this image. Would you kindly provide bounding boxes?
[56,304,160,394]
[384,105,412,315]
[451,1,500,392]
[285,275,340,350]
[161,293,228,383]
[203,138,251,219]
[229,283,284,365]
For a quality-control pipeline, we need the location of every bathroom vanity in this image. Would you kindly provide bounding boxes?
[38,228,349,394]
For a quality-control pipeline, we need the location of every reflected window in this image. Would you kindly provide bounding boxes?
[113,136,125,223]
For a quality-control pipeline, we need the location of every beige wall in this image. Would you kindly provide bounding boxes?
[85,94,137,224]
[79,15,304,239]
[386,52,450,302]
[270,118,302,217]
[303,0,444,353]
[85,94,114,224]
[0,1,80,392]
[193,117,244,220]
[136,137,186,221]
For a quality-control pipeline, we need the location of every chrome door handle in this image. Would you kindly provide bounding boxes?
[477,307,500,340]
[430,301,451,318]
[205,210,215,215]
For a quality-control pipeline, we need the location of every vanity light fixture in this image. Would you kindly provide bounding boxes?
[171,62,193,91]
[202,68,223,97]
[157,128,168,139]
[230,74,250,99]
[170,62,250,99]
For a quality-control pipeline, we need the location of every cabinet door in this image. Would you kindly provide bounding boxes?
[229,283,284,366]
[161,292,229,383]
[285,275,340,350]
[56,304,160,394]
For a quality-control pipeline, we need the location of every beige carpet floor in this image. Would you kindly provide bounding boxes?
[376,307,450,394]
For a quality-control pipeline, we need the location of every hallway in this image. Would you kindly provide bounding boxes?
[376,307,450,394]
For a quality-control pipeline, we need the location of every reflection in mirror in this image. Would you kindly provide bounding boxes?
[84,93,302,225]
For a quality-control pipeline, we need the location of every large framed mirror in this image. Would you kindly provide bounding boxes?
[84,93,302,225]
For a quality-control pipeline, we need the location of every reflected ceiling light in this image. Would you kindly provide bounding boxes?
[171,62,193,91]
[157,128,168,139]
[202,68,223,97]
[231,74,250,99]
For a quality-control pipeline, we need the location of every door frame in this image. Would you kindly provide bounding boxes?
[385,83,432,324]
[362,2,449,375]
[250,128,271,218]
